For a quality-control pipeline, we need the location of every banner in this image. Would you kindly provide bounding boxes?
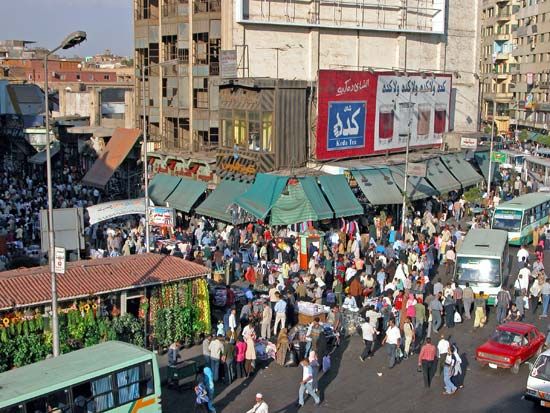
[491,151,506,163]
[148,207,175,227]
[460,137,478,149]
[87,198,146,225]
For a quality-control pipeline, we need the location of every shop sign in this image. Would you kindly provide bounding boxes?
[219,87,261,108]
[220,50,238,78]
[218,155,258,176]
[54,247,66,274]
[148,206,175,227]
[87,199,146,225]
[491,151,506,163]
[460,137,478,149]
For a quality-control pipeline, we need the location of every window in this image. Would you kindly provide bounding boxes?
[177,48,189,63]
[0,405,24,413]
[91,376,115,412]
[103,75,110,80]
[116,366,141,404]
[24,389,69,413]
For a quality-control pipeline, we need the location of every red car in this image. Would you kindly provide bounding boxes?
[476,322,545,374]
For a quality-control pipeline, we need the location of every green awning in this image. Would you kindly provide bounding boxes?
[440,153,484,189]
[195,180,251,223]
[235,173,288,219]
[148,173,182,205]
[474,151,500,182]
[351,168,403,205]
[389,165,437,201]
[270,180,327,225]
[298,177,334,220]
[164,176,207,213]
[424,158,462,194]
[318,175,363,217]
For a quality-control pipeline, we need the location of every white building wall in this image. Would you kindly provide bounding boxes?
[223,0,480,133]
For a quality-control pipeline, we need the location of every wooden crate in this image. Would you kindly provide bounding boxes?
[298,312,327,325]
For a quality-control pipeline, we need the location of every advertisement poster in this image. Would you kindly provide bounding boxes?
[87,199,146,225]
[315,70,452,160]
[148,206,175,227]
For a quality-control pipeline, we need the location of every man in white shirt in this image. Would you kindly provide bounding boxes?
[228,308,237,341]
[436,334,450,376]
[345,264,357,283]
[381,319,401,368]
[298,359,321,407]
[515,273,529,294]
[246,393,269,413]
[518,263,532,285]
[394,259,409,283]
[517,245,530,263]
[359,316,379,361]
[342,293,358,310]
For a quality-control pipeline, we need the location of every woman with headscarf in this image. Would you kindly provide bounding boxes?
[244,323,257,377]
[202,366,216,412]
[276,328,290,365]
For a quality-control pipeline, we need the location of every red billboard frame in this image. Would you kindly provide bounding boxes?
[315,69,452,161]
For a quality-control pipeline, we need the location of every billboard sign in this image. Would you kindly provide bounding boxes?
[460,137,478,149]
[87,198,146,225]
[40,208,85,253]
[316,70,452,160]
[220,50,238,78]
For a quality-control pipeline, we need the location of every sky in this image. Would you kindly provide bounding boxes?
[0,0,133,57]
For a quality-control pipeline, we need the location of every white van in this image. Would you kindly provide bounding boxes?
[525,349,550,407]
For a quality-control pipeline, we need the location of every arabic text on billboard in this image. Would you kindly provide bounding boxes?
[87,199,146,225]
[148,207,175,227]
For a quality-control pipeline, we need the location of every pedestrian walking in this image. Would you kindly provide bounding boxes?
[273,293,287,335]
[473,292,487,328]
[463,282,474,320]
[297,358,320,408]
[235,336,247,378]
[276,328,290,366]
[450,345,464,389]
[202,366,216,413]
[442,347,458,395]
[382,318,401,369]
[418,337,437,388]
[194,375,210,413]
[496,286,511,324]
[359,316,378,361]
[436,334,450,377]
[429,292,444,334]
[261,302,273,339]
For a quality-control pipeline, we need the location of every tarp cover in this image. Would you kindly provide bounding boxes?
[164,177,207,213]
[352,168,403,205]
[440,153,484,189]
[195,180,251,222]
[424,158,462,194]
[318,175,363,217]
[390,165,437,201]
[235,173,288,219]
[148,173,182,205]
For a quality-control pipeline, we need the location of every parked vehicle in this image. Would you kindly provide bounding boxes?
[476,322,545,374]
[525,349,550,407]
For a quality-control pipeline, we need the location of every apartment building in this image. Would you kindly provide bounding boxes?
[134,0,481,167]
[479,0,519,134]
[512,0,550,133]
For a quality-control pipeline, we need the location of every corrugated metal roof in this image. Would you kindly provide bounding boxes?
[81,127,141,188]
[0,254,209,310]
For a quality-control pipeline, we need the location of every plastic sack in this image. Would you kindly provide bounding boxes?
[322,355,331,372]
[454,311,462,323]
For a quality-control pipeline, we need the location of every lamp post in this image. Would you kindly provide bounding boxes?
[44,31,87,357]
[487,99,497,197]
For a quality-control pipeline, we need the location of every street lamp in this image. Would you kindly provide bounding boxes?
[44,31,87,357]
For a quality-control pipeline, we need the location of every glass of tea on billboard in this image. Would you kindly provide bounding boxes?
[417,104,431,139]
[434,104,447,135]
[398,102,415,144]
[379,105,394,143]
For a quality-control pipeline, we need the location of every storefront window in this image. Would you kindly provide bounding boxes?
[234,110,247,147]
[249,112,260,151]
[262,113,273,152]
[222,119,233,146]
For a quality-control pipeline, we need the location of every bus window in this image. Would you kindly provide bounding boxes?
[536,206,542,220]
[0,406,24,413]
[115,362,155,406]
[90,376,115,412]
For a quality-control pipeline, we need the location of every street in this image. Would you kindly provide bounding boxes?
[162,247,550,413]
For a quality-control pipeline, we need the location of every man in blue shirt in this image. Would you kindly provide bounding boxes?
[273,292,287,336]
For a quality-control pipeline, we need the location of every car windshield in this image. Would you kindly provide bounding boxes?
[490,330,526,346]
[531,355,550,381]
[456,257,501,286]
[492,209,522,231]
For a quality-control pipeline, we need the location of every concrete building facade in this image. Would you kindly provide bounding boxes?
[134,0,481,163]
[511,0,550,133]
[479,0,519,134]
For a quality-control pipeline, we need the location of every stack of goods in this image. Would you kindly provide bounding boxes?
[212,287,228,307]
[341,310,363,337]
[297,301,330,325]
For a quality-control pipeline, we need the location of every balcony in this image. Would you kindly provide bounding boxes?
[494,53,511,60]
[494,33,510,41]
[540,81,550,89]
[497,11,511,22]
[494,72,510,80]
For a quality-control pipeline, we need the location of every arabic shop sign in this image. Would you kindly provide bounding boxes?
[327,101,366,150]
[87,199,147,225]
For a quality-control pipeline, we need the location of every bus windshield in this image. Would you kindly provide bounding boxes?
[492,209,523,231]
[456,257,501,286]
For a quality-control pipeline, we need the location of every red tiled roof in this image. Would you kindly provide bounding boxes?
[0,254,210,310]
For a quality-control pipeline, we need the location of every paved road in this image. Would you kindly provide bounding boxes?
[162,247,550,413]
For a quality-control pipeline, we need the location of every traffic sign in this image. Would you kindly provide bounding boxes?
[54,247,66,274]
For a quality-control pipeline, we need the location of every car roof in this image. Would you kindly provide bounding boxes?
[497,321,536,334]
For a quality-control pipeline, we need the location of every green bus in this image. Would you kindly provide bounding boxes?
[0,341,162,413]
[454,229,511,306]
[491,192,550,246]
